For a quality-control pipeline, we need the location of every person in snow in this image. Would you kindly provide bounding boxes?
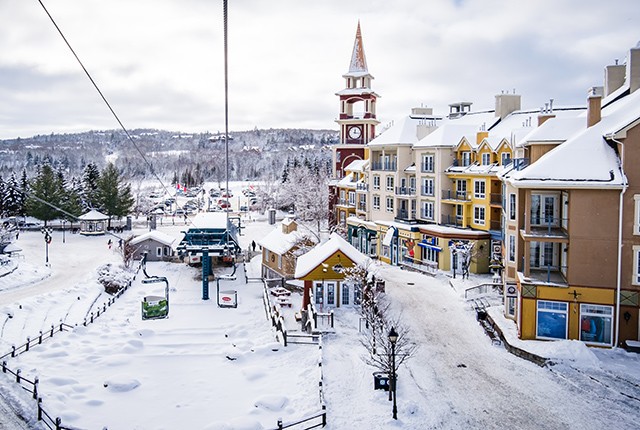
[107,239,112,249]
[251,240,256,252]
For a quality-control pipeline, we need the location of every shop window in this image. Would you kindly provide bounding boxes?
[315,283,323,305]
[580,304,613,345]
[536,301,568,340]
[327,284,335,305]
[506,296,516,317]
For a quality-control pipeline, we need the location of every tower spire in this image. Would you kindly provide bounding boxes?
[349,21,368,73]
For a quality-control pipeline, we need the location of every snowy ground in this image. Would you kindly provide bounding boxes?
[0,184,639,429]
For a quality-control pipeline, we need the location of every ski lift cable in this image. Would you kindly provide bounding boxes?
[36,0,196,227]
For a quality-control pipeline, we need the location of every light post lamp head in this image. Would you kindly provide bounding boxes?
[388,326,398,345]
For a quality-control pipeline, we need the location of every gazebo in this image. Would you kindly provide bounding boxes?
[78,209,109,236]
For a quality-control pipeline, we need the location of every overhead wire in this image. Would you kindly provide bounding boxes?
[35,0,198,228]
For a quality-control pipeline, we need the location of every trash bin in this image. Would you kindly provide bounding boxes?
[373,372,390,391]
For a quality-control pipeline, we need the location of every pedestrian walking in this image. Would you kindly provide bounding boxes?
[251,240,256,252]
[107,239,112,249]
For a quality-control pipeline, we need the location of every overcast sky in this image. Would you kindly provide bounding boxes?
[1,0,639,139]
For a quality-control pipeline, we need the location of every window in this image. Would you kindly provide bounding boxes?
[382,245,390,258]
[156,247,162,257]
[473,206,485,226]
[164,246,170,256]
[474,180,486,199]
[456,180,467,200]
[386,176,394,191]
[530,241,557,268]
[481,153,491,165]
[422,154,434,172]
[580,304,613,345]
[277,254,282,269]
[339,211,346,225]
[509,193,516,220]
[373,175,380,190]
[353,284,362,305]
[342,284,350,305]
[501,152,511,166]
[386,197,394,212]
[315,283,323,304]
[462,151,471,166]
[634,246,640,286]
[508,234,515,262]
[536,301,568,340]
[422,178,434,196]
[372,195,380,210]
[422,202,434,221]
[634,195,640,235]
[340,190,346,204]
[348,191,355,205]
[530,193,558,226]
[506,296,516,317]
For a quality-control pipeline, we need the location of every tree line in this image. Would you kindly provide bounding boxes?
[0,162,133,227]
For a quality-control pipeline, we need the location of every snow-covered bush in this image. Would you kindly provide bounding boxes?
[97,263,135,295]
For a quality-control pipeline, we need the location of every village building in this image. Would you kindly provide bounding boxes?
[78,209,109,236]
[295,233,370,310]
[130,231,176,262]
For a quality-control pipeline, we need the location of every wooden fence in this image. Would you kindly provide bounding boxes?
[0,259,143,430]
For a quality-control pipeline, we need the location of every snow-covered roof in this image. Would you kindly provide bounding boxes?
[258,222,310,255]
[506,90,640,188]
[419,224,491,238]
[369,115,440,147]
[78,209,108,221]
[517,116,586,147]
[2,243,21,253]
[131,231,176,247]
[294,233,369,279]
[190,213,228,229]
[343,159,368,173]
[415,121,489,148]
[346,216,377,230]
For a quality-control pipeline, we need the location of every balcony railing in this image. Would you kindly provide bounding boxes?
[421,186,435,197]
[357,202,367,211]
[371,161,397,171]
[396,209,417,221]
[527,216,568,235]
[441,214,470,228]
[510,158,529,171]
[395,186,416,196]
[421,162,434,173]
[442,190,471,201]
[490,193,502,205]
[356,183,369,192]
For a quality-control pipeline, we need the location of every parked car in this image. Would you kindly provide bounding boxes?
[239,205,249,212]
[218,200,230,209]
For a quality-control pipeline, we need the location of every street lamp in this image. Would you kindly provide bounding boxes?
[62,220,66,243]
[41,227,52,266]
[388,326,398,420]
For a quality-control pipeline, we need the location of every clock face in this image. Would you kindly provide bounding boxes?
[348,126,362,139]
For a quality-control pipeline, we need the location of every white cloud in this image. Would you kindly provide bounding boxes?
[1,0,639,139]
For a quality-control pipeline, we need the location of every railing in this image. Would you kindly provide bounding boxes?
[0,260,143,430]
[400,259,438,276]
[355,183,368,191]
[464,283,503,300]
[370,161,397,171]
[395,187,416,196]
[421,186,434,197]
[441,190,470,201]
[450,158,472,168]
[441,214,470,228]
[357,202,367,212]
[511,158,529,171]
[490,219,502,231]
[527,216,567,234]
[490,193,502,205]
[395,209,416,221]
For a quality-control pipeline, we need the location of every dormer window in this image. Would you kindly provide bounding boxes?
[462,151,471,166]
[481,153,491,165]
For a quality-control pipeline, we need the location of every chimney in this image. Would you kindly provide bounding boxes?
[495,92,521,119]
[537,98,555,126]
[476,131,489,145]
[629,44,640,94]
[587,87,603,127]
[605,59,626,96]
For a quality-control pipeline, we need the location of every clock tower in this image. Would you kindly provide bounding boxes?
[333,22,380,179]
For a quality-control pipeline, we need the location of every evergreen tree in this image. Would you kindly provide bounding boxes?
[97,163,134,228]
[19,169,29,216]
[61,175,84,220]
[82,162,101,209]
[26,164,64,225]
[4,174,21,216]
[0,176,5,217]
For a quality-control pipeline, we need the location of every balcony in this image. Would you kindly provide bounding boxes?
[510,158,529,171]
[441,190,471,202]
[337,199,356,208]
[371,161,397,171]
[490,193,502,206]
[356,183,369,192]
[420,209,435,222]
[421,186,435,197]
[441,214,470,228]
[396,209,417,222]
[357,202,367,212]
[521,216,569,241]
[395,186,416,197]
